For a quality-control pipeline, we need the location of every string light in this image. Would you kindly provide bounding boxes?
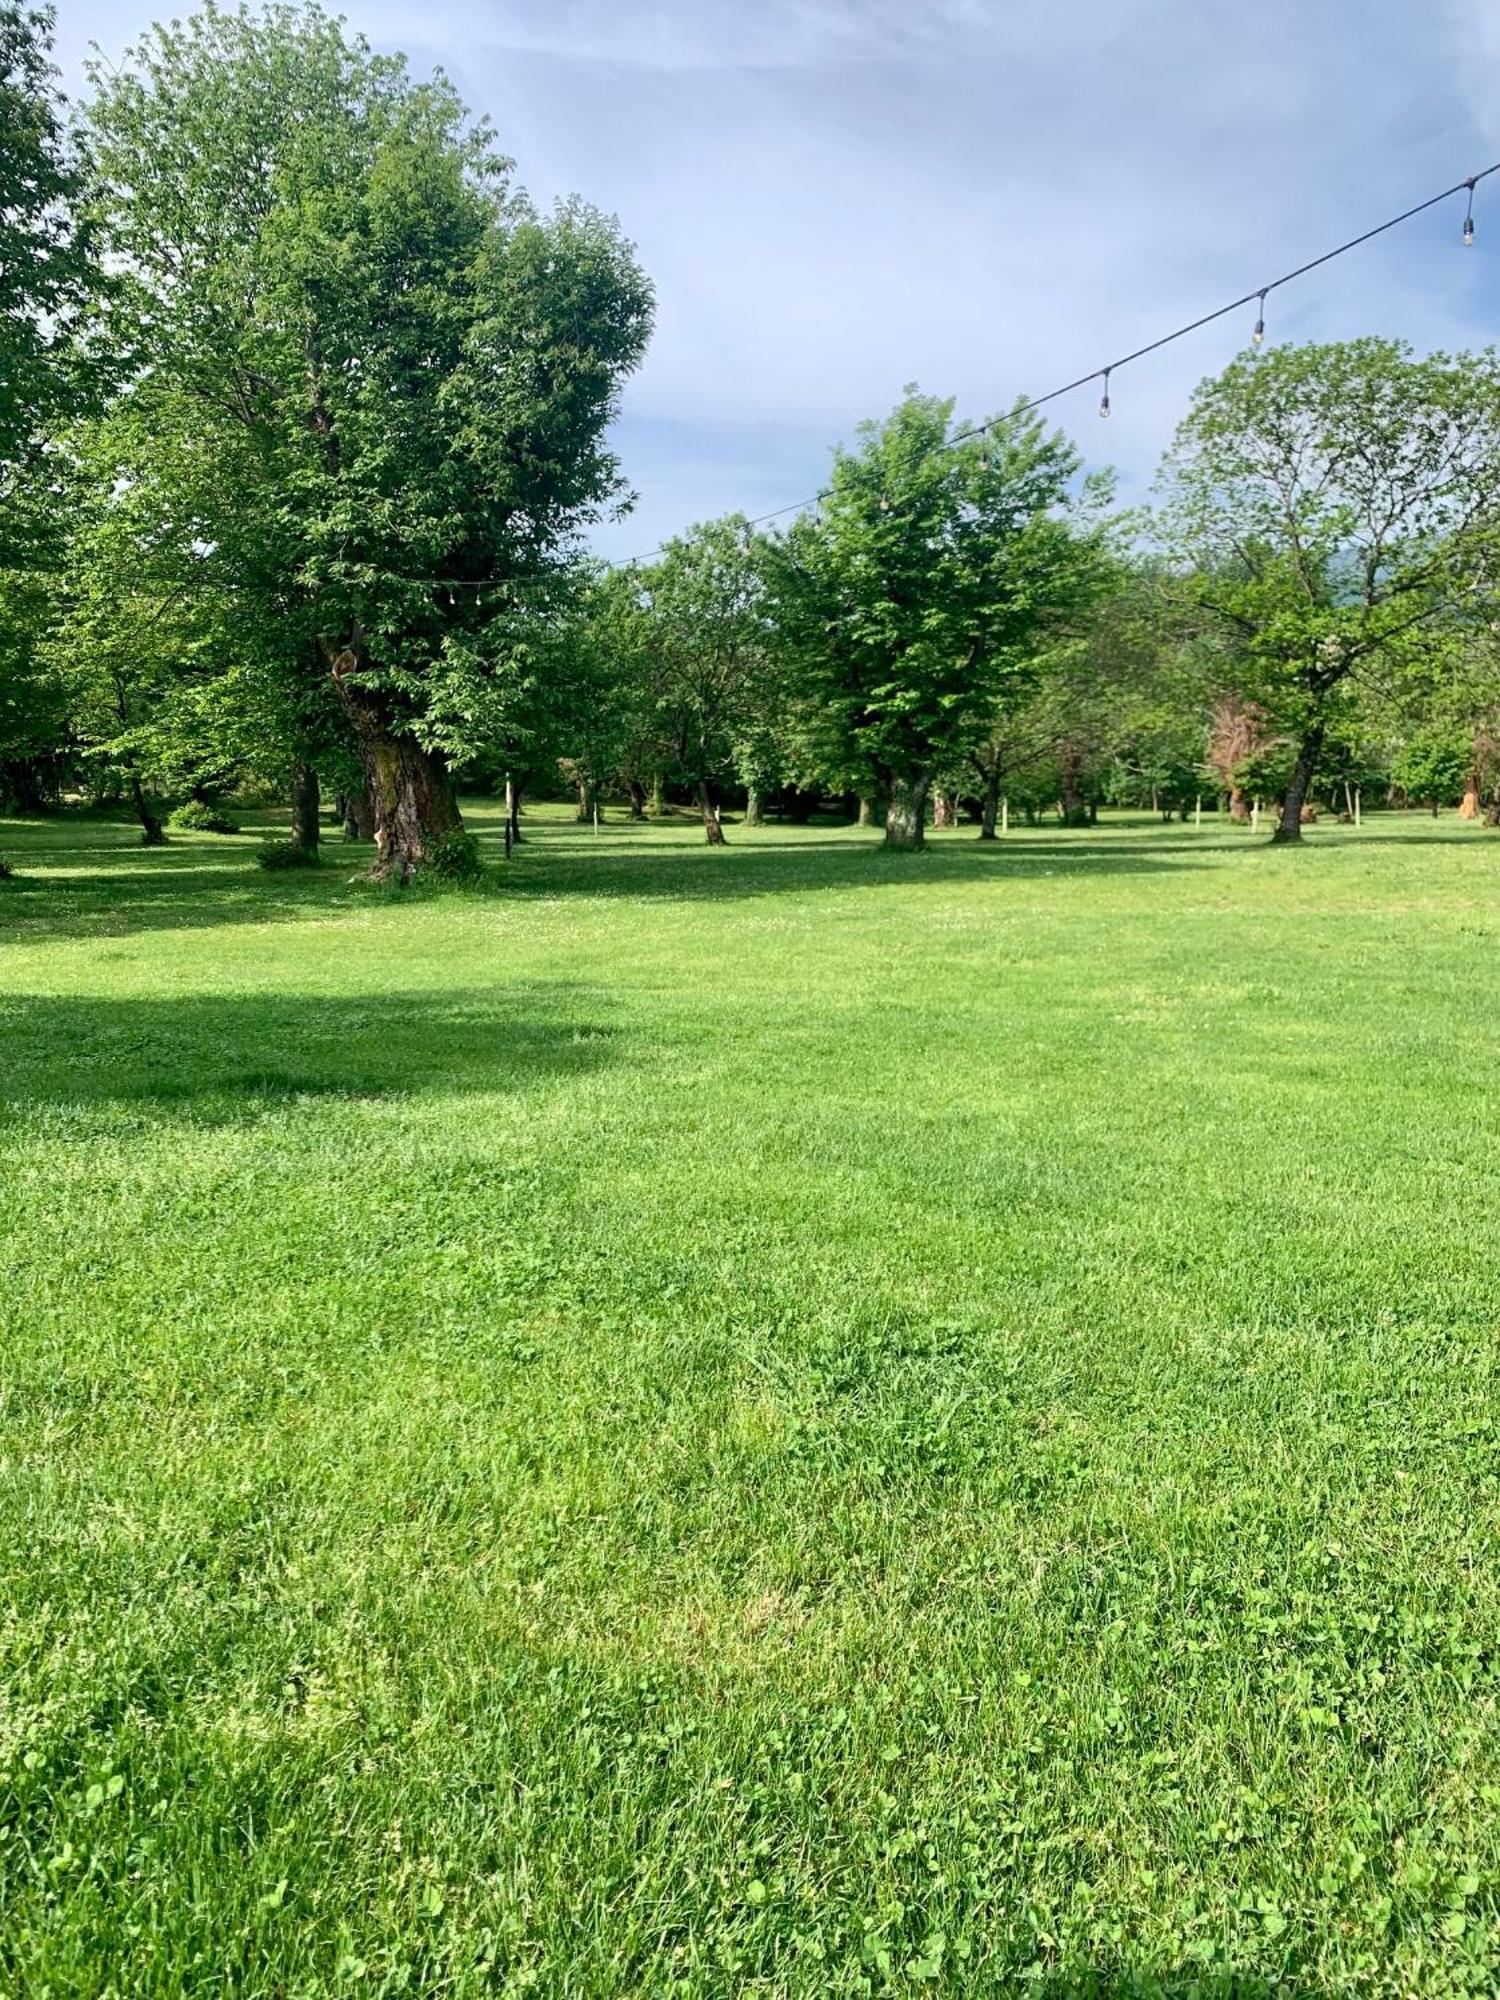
[1464,178,1477,246]
[619,157,1500,565]
[1251,289,1267,346]
[1098,367,1111,419]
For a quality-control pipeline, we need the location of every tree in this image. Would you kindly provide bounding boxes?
[83,3,651,878]
[0,4,95,509]
[1158,339,1500,842]
[766,390,1099,848]
[629,517,766,844]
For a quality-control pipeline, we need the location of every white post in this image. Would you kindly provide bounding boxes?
[1001,797,1009,835]
[593,801,600,835]
[1251,799,1260,834]
[1354,787,1361,828]
[1194,795,1202,831]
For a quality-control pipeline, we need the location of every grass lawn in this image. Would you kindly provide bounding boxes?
[3,803,1500,1997]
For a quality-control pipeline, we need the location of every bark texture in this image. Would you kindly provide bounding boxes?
[744,786,763,827]
[130,771,166,845]
[1272,720,1325,843]
[884,776,928,849]
[697,780,726,845]
[979,769,1002,840]
[932,790,957,829]
[291,758,320,853]
[328,644,462,881]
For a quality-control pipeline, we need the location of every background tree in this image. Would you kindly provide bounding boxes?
[83,3,651,879]
[767,390,1101,848]
[1158,338,1500,842]
[626,516,765,844]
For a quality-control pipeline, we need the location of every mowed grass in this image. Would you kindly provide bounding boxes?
[2,803,1499,1998]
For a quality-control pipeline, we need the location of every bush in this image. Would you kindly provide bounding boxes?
[168,800,242,834]
[426,830,483,882]
[256,840,319,871]
[0,856,14,881]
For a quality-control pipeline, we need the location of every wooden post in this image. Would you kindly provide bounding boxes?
[1251,799,1260,834]
[1354,787,1362,829]
[1194,795,1202,831]
[1001,797,1009,835]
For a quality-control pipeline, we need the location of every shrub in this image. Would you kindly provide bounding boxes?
[0,856,14,881]
[257,840,319,871]
[426,830,483,882]
[168,800,242,834]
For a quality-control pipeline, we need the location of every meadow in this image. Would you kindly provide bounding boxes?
[2,805,1499,1997]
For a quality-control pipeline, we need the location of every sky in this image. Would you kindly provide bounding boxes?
[51,0,1500,560]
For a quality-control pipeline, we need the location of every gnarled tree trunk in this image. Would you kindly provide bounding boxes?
[291,758,320,854]
[697,780,726,845]
[857,795,879,828]
[1228,786,1249,822]
[327,643,462,881]
[1459,776,1482,821]
[744,786,763,827]
[625,778,647,820]
[932,789,957,828]
[1272,720,1325,843]
[506,772,525,846]
[884,776,928,849]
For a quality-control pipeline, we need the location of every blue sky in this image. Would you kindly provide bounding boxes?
[52,0,1498,558]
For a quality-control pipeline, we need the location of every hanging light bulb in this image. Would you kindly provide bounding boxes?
[1252,289,1267,346]
[1098,367,1111,419]
[1464,178,1477,246]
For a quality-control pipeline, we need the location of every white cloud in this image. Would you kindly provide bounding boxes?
[52,0,1500,558]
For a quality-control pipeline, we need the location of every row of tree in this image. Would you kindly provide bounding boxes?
[4,2,1500,878]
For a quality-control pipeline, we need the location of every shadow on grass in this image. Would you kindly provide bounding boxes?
[498,833,1194,902]
[0,986,620,1123]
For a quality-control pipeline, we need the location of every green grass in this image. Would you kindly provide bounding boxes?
[3,803,1500,1997]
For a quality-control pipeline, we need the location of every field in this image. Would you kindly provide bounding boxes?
[3,805,1500,1997]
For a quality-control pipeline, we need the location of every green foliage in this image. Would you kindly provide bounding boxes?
[766,389,1108,822]
[166,800,243,834]
[0,854,14,879]
[5,806,1500,1993]
[1159,339,1500,813]
[0,3,97,512]
[1392,725,1471,808]
[80,3,653,794]
[425,829,483,881]
[256,837,318,870]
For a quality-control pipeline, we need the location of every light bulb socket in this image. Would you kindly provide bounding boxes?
[1464,215,1476,246]
[1099,369,1111,418]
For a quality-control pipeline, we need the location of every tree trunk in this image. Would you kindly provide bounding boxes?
[1,758,48,813]
[884,776,928,849]
[129,770,166,845]
[648,775,665,818]
[291,758,320,853]
[1228,786,1249,823]
[328,645,462,881]
[506,772,525,846]
[932,789,957,829]
[744,786,763,827]
[625,778,647,820]
[1459,777,1481,821]
[1059,754,1089,828]
[979,767,1002,840]
[697,780,727,845]
[857,796,879,828]
[1272,721,1325,843]
[1485,782,1500,828]
[341,785,375,841]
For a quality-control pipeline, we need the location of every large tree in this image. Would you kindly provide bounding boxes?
[83,2,651,878]
[1158,339,1500,842]
[767,390,1100,848]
